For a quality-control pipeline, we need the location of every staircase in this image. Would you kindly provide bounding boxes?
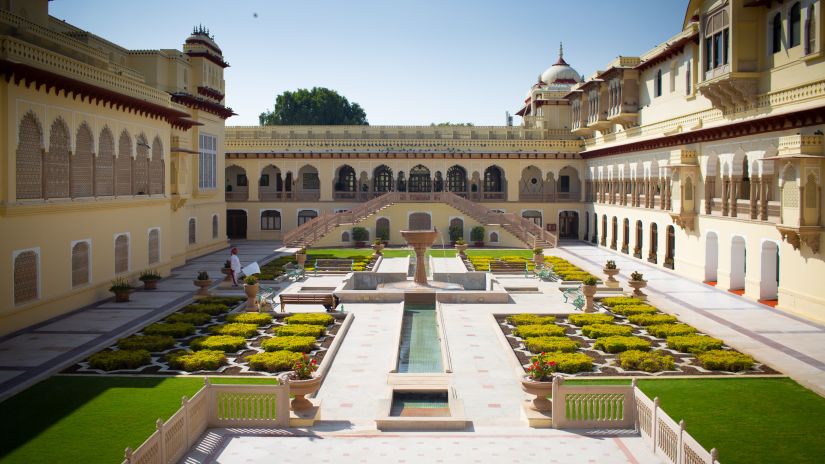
[282,191,558,249]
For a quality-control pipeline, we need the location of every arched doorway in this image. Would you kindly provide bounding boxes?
[634,220,643,258]
[446,165,467,195]
[665,225,676,269]
[225,166,248,201]
[335,165,357,199]
[610,217,618,249]
[409,212,432,230]
[559,211,579,239]
[226,210,247,239]
[449,217,464,242]
[409,165,431,192]
[760,241,779,301]
[483,166,505,200]
[705,232,718,282]
[648,223,658,263]
[592,213,598,244]
[584,213,590,241]
[600,215,607,246]
[622,219,630,253]
[376,217,390,242]
[730,236,746,291]
[373,165,393,193]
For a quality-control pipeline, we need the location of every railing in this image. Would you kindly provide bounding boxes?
[123,379,290,464]
[225,191,249,201]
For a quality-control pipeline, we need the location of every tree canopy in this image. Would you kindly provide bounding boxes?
[430,122,474,127]
[259,87,368,125]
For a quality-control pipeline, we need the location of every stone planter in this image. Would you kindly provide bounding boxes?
[520,377,554,411]
[455,244,468,256]
[533,254,544,267]
[289,375,322,411]
[220,267,232,286]
[628,280,648,299]
[193,279,212,297]
[244,283,260,310]
[141,279,159,291]
[113,289,133,303]
[581,284,597,312]
[603,268,620,288]
[296,253,307,267]
[372,244,384,255]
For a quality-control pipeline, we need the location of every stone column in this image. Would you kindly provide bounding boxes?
[750,179,759,219]
[730,176,740,218]
[760,175,771,221]
[722,178,729,216]
[665,180,672,211]
[704,177,714,214]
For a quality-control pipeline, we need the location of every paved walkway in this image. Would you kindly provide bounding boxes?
[431,256,468,273]
[555,242,825,397]
[0,240,286,401]
[375,256,409,273]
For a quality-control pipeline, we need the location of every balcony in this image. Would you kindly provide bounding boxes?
[697,72,759,113]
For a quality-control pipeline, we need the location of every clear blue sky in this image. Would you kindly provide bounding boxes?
[50,0,686,126]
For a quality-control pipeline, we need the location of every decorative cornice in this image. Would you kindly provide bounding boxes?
[225,152,581,160]
[185,51,229,68]
[170,92,235,119]
[197,85,224,101]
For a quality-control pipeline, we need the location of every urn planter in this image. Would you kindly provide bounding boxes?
[533,254,544,267]
[455,244,468,256]
[581,284,598,312]
[193,279,211,297]
[628,280,648,299]
[603,268,620,288]
[296,253,307,267]
[372,244,384,255]
[520,377,554,412]
[289,375,322,411]
[244,283,260,310]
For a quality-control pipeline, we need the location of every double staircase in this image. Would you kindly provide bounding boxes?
[282,191,558,249]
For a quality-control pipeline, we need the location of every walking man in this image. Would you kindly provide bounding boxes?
[229,247,242,286]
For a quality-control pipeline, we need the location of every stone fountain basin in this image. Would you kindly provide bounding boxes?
[335,272,509,304]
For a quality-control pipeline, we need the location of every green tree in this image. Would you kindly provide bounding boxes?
[430,122,474,127]
[259,87,368,125]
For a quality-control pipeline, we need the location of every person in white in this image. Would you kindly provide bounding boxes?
[229,247,242,286]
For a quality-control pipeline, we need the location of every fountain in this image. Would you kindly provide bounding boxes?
[401,229,439,286]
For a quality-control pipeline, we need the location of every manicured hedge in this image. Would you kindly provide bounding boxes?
[164,312,213,325]
[143,322,195,338]
[513,324,566,338]
[117,335,176,352]
[539,352,594,373]
[646,323,697,338]
[189,335,247,352]
[273,324,326,337]
[208,323,260,338]
[258,255,298,280]
[524,336,580,353]
[697,350,755,371]
[544,256,595,281]
[567,313,615,326]
[666,335,724,353]
[261,336,318,353]
[284,313,334,326]
[628,314,678,326]
[581,323,634,338]
[226,313,273,326]
[247,351,303,372]
[88,349,151,371]
[199,296,244,306]
[609,305,659,316]
[166,350,226,371]
[181,303,230,315]
[618,350,675,372]
[506,314,556,326]
[600,297,645,307]
[593,336,652,353]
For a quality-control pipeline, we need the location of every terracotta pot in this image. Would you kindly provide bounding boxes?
[193,279,211,297]
[113,289,132,303]
[520,376,553,411]
[628,280,648,298]
[296,253,307,267]
[455,244,468,256]
[289,375,322,411]
[141,279,159,291]
[244,282,259,311]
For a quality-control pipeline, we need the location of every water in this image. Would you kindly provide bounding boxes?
[397,303,443,373]
[390,391,449,417]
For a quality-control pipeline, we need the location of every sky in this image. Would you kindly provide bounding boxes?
[50,0,686,127]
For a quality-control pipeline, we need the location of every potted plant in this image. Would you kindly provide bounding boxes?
[628,271,647,299]
[603,260,620,288]
[220,260,232,284]
[244,274,260,310]
[109,277,134,303]
[454,238,468,256]
[372,238,384,255]
[470,226,485,247]
[532,247,544,266]
[193,271,211,297]
[581,275,598,312]
[633,246,642,259]
[352,227,368,248]
[377,231,389,245]
[295,248,307,267]
[138,269,161,290]
[448,225,463,245]
[520,353,556,411]
[288,353,321,411]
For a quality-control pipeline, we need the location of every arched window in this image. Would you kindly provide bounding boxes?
[376,217,390,241]
[483,166,503,192]
[373,165,393,192]
[635,220,644,256]
[805,173,818,208]
[409,165,431,192]
[489,232,499,243]
[341,231,351,242]
[72,123,94,198]
[790,2,801,48]
[149,137,164,195]
[772,13,782,53]
[134,135,149,195]
[148,229,160,265]
[188,218,197,244]
[261,210,281,230]
[114,234,129,274]
[96,127,115,196]
[447,165,467,192]
[116,130,132,196]
[212,214,219,238]
[336,165,356,192]
[705,9,730,71]
[46,118,70,198]
[297,209,318,226]
[16,112,43,199]
[72,242,90,288]
[14,250,39,305]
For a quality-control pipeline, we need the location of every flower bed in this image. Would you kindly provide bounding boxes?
[258,254,298,280]
[543,256,596,281]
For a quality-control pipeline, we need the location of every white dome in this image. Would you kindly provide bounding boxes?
[540,61,582,86]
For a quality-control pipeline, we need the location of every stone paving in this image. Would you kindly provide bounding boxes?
[554,242,825,397]
[0,240,286,401]
[375,256,409,273]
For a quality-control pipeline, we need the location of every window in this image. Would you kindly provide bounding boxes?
[236,174,248,186]
[14,249,39,305]
[790,2,801,48]
[188,218,196,244]
[685,64,692,95]
[772,13,782,53]
[259,174,269,187]
[302,172,320,190]
[212,215,219,239]
[705,9,730,72]
[655,69,662,97]
[72,241,90,288]
[148,229,160,264]
[198,133,217,189]
[297,210,318,226]
[559,175,570,193]
[806,5,816,54]
[261,210,281,230]
[114,234,129,274]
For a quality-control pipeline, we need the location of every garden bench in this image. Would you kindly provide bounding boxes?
[282,263,305,282]
[313,258,354,275]
[488,260,528,277]
[278,293,338,313]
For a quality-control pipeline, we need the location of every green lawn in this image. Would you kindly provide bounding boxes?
[0,376,278,464]
[567,377,825,464]
[306,247,531,259]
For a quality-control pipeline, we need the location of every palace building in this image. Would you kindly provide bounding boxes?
[2,0,825,335]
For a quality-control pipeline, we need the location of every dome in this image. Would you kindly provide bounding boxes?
[539,43,582,86]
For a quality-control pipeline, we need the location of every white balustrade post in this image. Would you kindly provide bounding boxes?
[551,376,561,429]
[677,419,685,464]
[711,448,719,464]
[156,418,166,464]
[123,447,133,464]
[205,377,216,427]
[652,397,660,453]
[631,378,639,432]
[181,395,191,450]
